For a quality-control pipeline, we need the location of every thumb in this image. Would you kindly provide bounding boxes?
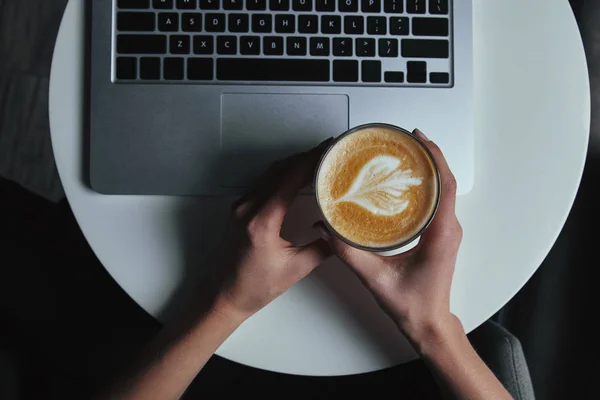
[313,221,379,280]
[292,238,332,275]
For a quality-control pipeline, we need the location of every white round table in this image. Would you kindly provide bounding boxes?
[49,0,590,376]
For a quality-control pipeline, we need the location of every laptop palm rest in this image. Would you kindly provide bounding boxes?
[220,93,349,187]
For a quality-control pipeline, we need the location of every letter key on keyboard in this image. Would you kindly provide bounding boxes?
[113,0,454,85]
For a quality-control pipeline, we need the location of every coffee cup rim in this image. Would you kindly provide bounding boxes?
[314,123,442,253]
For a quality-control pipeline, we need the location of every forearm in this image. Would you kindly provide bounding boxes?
[407,316,512,400]
[102,306,244,400]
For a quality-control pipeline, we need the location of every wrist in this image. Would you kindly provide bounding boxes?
[399,314,465,356]
[208,296,253,328]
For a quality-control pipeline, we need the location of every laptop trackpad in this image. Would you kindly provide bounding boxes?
[220,93,349,187]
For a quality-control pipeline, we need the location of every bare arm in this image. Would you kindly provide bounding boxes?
[99,140,333,400]
[409,316,512,400]
[102,305,243,400]
[316,129,512,400]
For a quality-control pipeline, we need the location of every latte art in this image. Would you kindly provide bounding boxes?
[316,125,439,249]
[335,155,423,216]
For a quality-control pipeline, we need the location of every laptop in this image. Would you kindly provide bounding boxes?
[89,0,473,195]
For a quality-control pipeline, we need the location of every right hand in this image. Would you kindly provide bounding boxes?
[315,129,463,348]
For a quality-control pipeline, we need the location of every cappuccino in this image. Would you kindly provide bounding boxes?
[316,124,440,250]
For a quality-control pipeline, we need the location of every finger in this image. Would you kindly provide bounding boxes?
[313,221,382,283]
[412,129,460,251]
[256,138,334,228]
[231,156,297,218]
[413,129,457,217]
[291,238,332,276]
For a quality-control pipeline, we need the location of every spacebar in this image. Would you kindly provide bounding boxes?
[217,59,330,82]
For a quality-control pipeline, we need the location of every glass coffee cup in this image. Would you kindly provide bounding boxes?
[315,123,441,255]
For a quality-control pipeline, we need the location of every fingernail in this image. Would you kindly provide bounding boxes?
[313,222,331,241]
[414,129,430,142]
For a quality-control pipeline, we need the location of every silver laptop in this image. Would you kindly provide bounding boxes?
[89,0,473,195]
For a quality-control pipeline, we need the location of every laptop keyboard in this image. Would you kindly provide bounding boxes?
[113,0,453,86]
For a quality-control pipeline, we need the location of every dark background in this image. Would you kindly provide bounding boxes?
[1,0,599,398]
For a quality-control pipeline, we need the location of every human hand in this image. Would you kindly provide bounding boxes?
[210,140,334,322]
[109,134,510,400]
[314,129,463,348]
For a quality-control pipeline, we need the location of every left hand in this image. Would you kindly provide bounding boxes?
[209,139,334,321]
[99,141,333,400]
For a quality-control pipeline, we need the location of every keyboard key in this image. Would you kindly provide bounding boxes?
[217,59,330,81]
[140,57,160,79]
[430,72,449,83]
[287,37,307,55]
[252,14,272,32]
[264,36,284,55]
[344,16,364,34]
[153,0,173,8]
[158,13,179,31]
[117,35,167,54]
[333,60,358,82]
[356,38,375,56]
[275,15,295,33]
[182,13,203,31]
[333,38,352,56]
[406,0,425,13]
[316,0,335,11]
[200,0,219,8]
[193,35,214,54]
[117,12,155,31]
[378,38,397,57]
[384,71,404,82]
[270,0,290,10]
[407,61,426,82]
[383,0,402,13]
[217,36,237,54]
[361,0,380,12]
[205,13,225,32]
[177,0,196,8]
[298,15,318,33]
[164,57,184,79]
[116,57,137,79]
[338,0,358,12]
[310,37,330,56]
[188,58,214,80]
[240,36,261,54]
[429,0,448,14]
[293,0,312,11]
[223,0,243,8]
[367,16,386,34]
[361,60,381,82]
[413,17,449,36]
[247,0,267,10]
[229,14,249,32]
[170,35,191,53]
[321,15,341,34]
[118,0,149,9]
[402,39,449,58]
[390,17,409,35]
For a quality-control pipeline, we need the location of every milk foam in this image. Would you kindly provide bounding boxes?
[316,125,439,249]
[335,155,422,216]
